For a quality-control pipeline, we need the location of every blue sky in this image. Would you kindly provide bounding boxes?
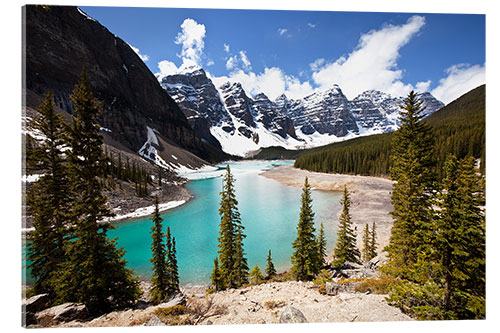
[80,6,485,103]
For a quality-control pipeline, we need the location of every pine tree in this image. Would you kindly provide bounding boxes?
[211,258,224,291]
[333,186,361,267]
[369,222,377,260]
[216,165,248,289]
[249,265,264,285]
[53,67,141,315]
[26,92,72,296]
[384,91,436,281]
[291,177,321,280]
[265,249,276,279]
[362,224,371,262]
[317,223,327,266]
[165,226,180,294]
[149,196,169,304]
[434,155,485,318]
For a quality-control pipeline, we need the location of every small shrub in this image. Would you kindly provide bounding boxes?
[264,300,286,310]
[312,269,333,285]
[354,277,401,294]
[205,288,215,295]
[154,305,187,317]
[318,284,326,295]
[268,270,293,282]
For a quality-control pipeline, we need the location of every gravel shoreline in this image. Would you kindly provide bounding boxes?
[260,165,394,251]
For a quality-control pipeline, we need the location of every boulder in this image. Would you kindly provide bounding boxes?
[157,292,186,308]
[279,306,307,324]
[143,315,166,326]
[325,282,363,295]
[35,302,88,324]
[23,293,52,313]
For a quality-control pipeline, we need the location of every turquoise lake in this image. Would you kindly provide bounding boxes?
[25,161,342,286]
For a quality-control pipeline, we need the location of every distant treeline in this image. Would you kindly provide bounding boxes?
[294,85,485,178]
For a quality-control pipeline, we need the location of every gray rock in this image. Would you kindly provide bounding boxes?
[23,293,52,313]
[157,292,186,308]
[35,302,88,323]
[143,315,166,326]
[325,282,363,295]
[279,306,307,324]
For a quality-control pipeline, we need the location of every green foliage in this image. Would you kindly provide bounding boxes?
[317,223,327,266]
[312,269,333,285]
[362,222,377,262]
[332,186,361,267]
[249,265,264,285]
[215,165,248,289]
[293,85,485,178]
[52,67,141,315]
[354,277,402,294]
[210,258,224,291]
[383,91,436,281]
[265,249,277,279]
[26,92,72,296]
[149,196,179,304]
[291,177,322,280]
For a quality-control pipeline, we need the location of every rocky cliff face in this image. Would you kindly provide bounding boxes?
[163,68,444,156]
[24,5,227,164]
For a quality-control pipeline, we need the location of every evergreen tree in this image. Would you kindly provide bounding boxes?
[165,226,180,294]
[384,91,436,281]
[265,249,276,279]
[317,223,327,266]
[434,155,485,318]
[210,258,224,291]
[216,165,248,289]
[53,67,140,315]
[333,186,361,267]
[291,177,321,280]
[362,224,371,262]
[26,92,71,296]
[369,222,377,260]
[249,265,264,285]
[149,196,169,304]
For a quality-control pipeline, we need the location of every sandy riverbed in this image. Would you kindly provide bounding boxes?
[260,165,394,251]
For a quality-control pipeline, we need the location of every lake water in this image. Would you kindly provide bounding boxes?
[25,161,342,286]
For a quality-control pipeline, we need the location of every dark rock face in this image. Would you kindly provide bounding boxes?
[253,93,297,139]
[35,302,88,324]
[24,5,220,162]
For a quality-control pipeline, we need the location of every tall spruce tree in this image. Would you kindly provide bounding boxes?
[362,224,371,262]
[434,155,485,318]
[384,91,436,281]
[317,223,327,266]
[165,226,180,294]
[216,165,248,289]
[26,92,72,296]
[291,177,321,280]
[149,196,169,304]
[369,222,377,260]
[333,186,361,267]
[53,67,141,315]
[265,249,277,279]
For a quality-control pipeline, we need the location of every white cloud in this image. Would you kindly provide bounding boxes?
[225,55,238,70]
[239,51,252,70]
[175,18,206,65]
[309,58,325,71]
[224,43,230,53]
[156,18,207,80]
[307,23,317,28]
[431,64,485,104]
[415,80,431,92]
[206,59,215,66]
[311,15,426,99]
[278,28,288,36]
[211,67,315,100]
[128,44,149,62]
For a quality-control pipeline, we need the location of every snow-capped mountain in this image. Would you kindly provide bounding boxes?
[161,69,444,157]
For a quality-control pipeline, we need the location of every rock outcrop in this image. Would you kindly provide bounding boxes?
[279,306,308,323]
